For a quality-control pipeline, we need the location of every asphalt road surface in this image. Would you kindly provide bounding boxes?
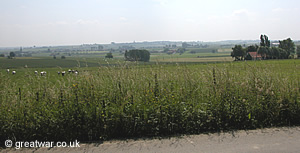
[2,126,300,153]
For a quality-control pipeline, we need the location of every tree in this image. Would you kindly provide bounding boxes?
[125,49,150,62]
[260,34,270,47]
[270,47,280,59]
[163,48,170,53]
[247,45,258,53]
[61,56,66,59]
[245,53,252,60]
[279,38,295,56]
[105,52,113,58]
[53,55,56,59]
[257,46,268,59]
[231,45,246,60]
[279,48,289,59]
[9,52,15,58]
[297,46,300,58]
[0,54,4,57]
[177,48,186,54]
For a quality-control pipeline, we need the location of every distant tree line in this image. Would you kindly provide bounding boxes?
[125,49,150,62]
[231,35,296,60]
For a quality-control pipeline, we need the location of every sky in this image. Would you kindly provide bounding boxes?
[0,0,299,47]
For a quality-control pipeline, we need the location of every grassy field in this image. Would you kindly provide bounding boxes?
[0,52,232,69]
[1,59,300,143]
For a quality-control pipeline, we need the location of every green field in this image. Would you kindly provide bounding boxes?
[0,52,232,69]
[1,59,300,143]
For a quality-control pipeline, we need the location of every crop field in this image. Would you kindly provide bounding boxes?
[150,52,231,62]
[0,52,232,69]
[1,59,300,143]
[0,57,125,69]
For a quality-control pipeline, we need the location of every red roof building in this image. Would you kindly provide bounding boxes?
[247,52,262,60]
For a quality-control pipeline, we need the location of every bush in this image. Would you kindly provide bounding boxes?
[105,53,113,58]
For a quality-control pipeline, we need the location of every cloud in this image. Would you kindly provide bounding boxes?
[228,9,256,21]
[152,0,169,6]
[76,19,100,25]
[232,9,251,17]
[185,18,196,23]
[272,8,285,13]
[19,5,28,9]
[119,17,128,21]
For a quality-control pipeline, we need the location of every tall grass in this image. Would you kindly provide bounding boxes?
[0,60,300,143]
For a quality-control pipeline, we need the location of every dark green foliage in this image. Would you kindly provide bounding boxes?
[279,38,296,55]
[9,52,15,58]
[297,46,300,58]
[177,48,186,54]
[0,54,4,57]
[8,52,15,59]
[245,53,252,60]
[247,45,258,53]
[260,34,270,47]
[125,49,150,62]
[233,35,295,60]
[257,46,268,59]
[231,45,246,60]
[105,53,113,58]
[61,56,66,59]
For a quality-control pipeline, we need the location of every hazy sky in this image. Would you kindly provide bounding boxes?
[0,0,299,47]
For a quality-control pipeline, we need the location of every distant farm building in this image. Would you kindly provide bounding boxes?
[247,52,262,60]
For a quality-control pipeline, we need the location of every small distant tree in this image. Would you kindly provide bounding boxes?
[0,54,4,57]
[177,48,186,54]
[61,56,66,59]
[163,48,170,53]
[190,50,196,54]
[53,55,56,59]
[105,52,113,58]
[9,52,15,58]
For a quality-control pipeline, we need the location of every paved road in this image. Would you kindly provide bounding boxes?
[2,126,300,153]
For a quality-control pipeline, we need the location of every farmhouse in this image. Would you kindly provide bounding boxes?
[247,52,262,60]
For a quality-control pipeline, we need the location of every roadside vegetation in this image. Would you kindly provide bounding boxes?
[0,59,300,143]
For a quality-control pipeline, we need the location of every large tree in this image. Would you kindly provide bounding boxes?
[297,46,300,58]
[270,47,280,59]
[279,38,295,56]
[260,34,270,47]
[257,46,268,59]
[231,45,246,60]
[247,45,259,53]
